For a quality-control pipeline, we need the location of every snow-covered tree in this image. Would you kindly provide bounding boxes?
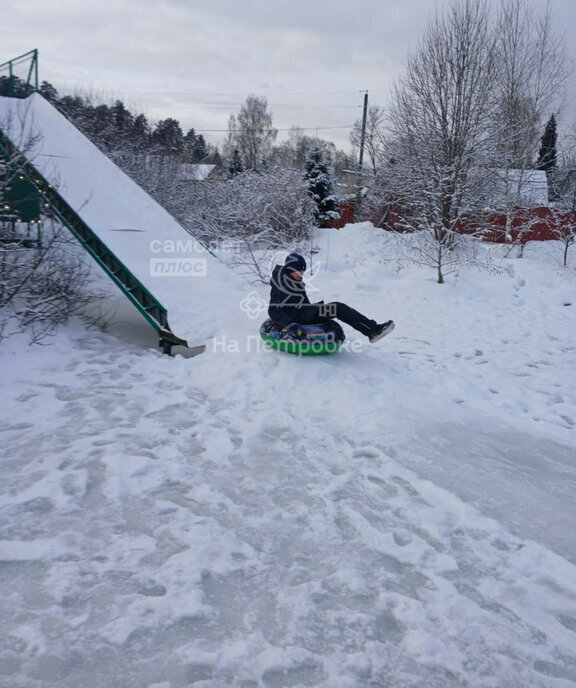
[547,166,576,266]
[131,113,151,148]
[377,0,568,278]
[383,0,496,282]
[271,128,333,169]
[491,0,567,242]
[183,128,208,163]
[110,100,134,146]
[39,80,59,103]
[304,146,340,226]
[0,74,33,98]
[226,96,277,170]
[192,134,207,162]
[151,118,184,155]
[229,149,244,177]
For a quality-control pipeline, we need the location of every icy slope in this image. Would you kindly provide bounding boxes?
[1,225,576,688]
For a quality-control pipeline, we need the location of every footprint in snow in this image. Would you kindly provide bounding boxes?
[352,447,380,459]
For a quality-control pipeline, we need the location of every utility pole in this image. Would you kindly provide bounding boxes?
[354,91,369,222]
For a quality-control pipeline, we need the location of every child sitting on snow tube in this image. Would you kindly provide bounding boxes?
[267,253,394,344]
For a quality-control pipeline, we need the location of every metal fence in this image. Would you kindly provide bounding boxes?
[0,49,38,98]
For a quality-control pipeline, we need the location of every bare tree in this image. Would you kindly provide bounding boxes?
[491,0,568,242]
[549,167,576,266]
[350,105,386,174]
[226,96,278,170]
[383,0,496,283]
[270,126,339,171]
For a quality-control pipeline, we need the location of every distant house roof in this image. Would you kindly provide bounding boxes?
[177,164,216,182]
[489,169,549,208]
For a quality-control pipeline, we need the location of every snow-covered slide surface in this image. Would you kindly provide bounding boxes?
[0,93,245,347]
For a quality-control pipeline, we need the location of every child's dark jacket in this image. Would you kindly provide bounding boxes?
[268,264,311,327]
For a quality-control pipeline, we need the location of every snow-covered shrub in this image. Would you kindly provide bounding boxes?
[183,168,316,280]
[0,222,92,344]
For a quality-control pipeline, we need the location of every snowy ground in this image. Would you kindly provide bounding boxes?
[1,225,576,688]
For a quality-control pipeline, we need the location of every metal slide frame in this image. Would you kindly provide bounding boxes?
[0,49,192,353]
[0,126,188,353]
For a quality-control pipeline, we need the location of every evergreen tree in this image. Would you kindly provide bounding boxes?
[87,103,114,149]
[304,147,340,225]
[56,94,86,121]
[229,149,244,177]
[537,114,558,172]
[110,100,134,135]
[192,134,208,162]
[208,149,223,168]
[183,128,197,161]
[39,80,59,103]
[0,74,33,97]
[132,114,151,148]
[151,118,184,155]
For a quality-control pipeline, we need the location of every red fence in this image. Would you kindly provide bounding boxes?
[322,199,356,228]
[325,200,575,243]
[471,207,575,243]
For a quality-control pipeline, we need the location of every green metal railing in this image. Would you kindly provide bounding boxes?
[0,50,38,98]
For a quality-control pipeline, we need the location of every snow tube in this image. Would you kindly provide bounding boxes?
[259,318,345,355]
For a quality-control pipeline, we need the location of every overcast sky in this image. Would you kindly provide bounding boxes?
[2,0,575,153]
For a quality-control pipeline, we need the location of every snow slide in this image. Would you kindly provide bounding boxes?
[0,93,245,348]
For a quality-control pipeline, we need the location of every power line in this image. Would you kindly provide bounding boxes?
[191,104,362,110]
[126,89,392,97]
[195,125,355,133]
